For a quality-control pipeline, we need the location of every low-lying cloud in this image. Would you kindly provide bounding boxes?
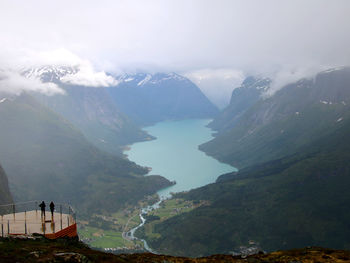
[60,63,118,87]
[0,69,64,96]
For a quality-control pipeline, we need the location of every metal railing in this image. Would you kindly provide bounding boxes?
[0,201,76,237]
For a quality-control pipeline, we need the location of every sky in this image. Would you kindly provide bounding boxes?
[0,0,349,106]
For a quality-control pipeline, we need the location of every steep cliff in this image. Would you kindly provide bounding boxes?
[0,164,12,205]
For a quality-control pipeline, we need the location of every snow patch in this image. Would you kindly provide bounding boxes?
[295,112,300,115]
[320,100,333,105]
[336,117,343,122]
[256,85,269,91]
[0,98,7,104]
[322,66,346,74]
[137,74,152,86]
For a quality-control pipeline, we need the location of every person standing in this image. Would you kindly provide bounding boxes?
[49,201,55,219]
[39,201,46,219]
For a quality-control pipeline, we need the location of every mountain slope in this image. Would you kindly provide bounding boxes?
[108,73,219,125]
[25,66,149,156]
[0,93,171,214]
[0,164,12,205]
[141,115,350,256]
[200,67,350,168]
[208,76,271,133]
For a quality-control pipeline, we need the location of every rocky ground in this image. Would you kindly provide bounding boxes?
[0,236,350,262]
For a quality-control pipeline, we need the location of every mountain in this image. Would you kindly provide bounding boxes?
[24,66,150,156]
[133,67,350,257]
[0,163,12,205]
[200,67,350,168]
[0,93,171,214]
[208,76,271,133]
[108,73,219,125]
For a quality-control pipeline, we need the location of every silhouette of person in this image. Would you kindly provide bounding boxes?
[39,201,46,219]
[49,201,55,219]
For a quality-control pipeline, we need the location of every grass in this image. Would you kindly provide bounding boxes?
[137,198,206,242]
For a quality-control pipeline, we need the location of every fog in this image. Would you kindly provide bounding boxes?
[0,0,349,104]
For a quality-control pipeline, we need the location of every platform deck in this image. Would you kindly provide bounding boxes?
[0,210,75,236]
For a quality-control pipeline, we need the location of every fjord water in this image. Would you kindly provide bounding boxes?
[125,119,236,198]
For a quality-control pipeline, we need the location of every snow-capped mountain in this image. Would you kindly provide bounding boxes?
[108,72,218,125]
[117,72,187,87]
[22,65,78,83]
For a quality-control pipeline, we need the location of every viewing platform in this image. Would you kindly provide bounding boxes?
[0,201,77,239]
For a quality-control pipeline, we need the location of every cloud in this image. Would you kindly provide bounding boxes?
[185,69,244,108]
[264,66,325,97]
[0,0,349,95]
[0,69,64,96]
[60,63,118,87]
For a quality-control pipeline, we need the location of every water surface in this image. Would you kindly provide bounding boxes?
[125,119,236,198]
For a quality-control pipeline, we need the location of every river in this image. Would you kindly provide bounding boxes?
[124,119,236,251]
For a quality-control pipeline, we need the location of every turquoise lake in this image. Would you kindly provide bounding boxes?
[125,119,237,198]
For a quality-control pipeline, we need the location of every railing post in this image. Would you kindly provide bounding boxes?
[60,205,62,230]
[7,220,9,235]
[35,201,38,216]
[1,223,3,237]
[67,215,69,226]
[24,210,27,235]
[12,204,15,220]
